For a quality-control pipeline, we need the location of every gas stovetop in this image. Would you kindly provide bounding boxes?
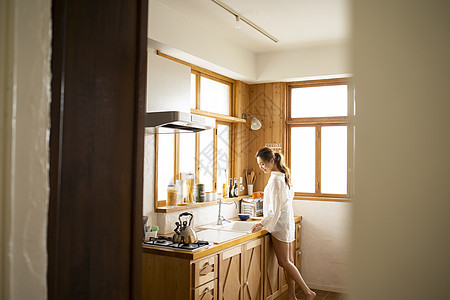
[143,236,211,251]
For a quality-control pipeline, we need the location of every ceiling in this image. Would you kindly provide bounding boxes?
[154,0,351,54]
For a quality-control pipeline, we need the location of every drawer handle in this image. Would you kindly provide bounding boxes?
[200,287,213,300]
[199,262,214,276]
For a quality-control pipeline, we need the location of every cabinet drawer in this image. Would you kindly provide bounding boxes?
[193,255,218,288]
[193,279,217,300]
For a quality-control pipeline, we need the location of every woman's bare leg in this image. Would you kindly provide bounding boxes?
[285,242,297,299]
[272,236,316,300]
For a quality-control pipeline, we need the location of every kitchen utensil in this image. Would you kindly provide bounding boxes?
[177,212,198,244]
[247,184,253,195]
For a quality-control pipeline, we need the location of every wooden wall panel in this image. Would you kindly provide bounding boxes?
[234,81,250,195]
[247,83,287,192]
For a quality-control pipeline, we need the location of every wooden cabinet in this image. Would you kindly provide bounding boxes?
[217,238,264,300]
[218,245,243,300]
[142,253,192,300]
[295,250,302,275]
[263,219,303,299]
[243,238,264,300]
[294,220,302,289]
[263,235,287,300]
[142,217,302,300]
[295,222,302,250]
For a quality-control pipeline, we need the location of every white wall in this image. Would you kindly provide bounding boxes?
[143,129,157,226]
[148,1,350,84]
[0,0,51,299]
[293,201,351,293]
[148,0,256,81]
[147,49,191,113]
[351,1,450,299]
[256,41,351,82]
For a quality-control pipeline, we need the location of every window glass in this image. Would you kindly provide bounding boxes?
[179,132,196,175]
[217,124,230,193]
[290,127,316,193]
[157,132,174,201]
[200,76,230,115]
[190,73,197,109]
[199,129,214,192]
[291,85,348,118]
[321,126,347,194]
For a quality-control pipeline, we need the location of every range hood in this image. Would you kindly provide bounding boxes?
[145,111,215,132]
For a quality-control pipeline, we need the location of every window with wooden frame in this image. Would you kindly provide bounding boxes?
[287,78,353,201]
[154,68,234,208]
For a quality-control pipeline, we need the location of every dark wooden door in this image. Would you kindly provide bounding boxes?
[48,0,148,299]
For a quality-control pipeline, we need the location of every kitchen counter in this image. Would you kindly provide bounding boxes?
[142,216,302,260]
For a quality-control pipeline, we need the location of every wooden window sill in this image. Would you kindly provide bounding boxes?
[155,195,251,213]
[294,196,352,203]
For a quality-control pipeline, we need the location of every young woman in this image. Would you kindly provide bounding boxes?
[251,147,316,300]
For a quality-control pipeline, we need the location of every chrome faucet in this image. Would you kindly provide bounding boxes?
[217,197,238,225]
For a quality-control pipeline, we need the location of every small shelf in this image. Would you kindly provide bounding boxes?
[155,195,251,213]
[190,108,246,124]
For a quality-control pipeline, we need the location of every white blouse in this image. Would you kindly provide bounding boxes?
[260,171,295,243]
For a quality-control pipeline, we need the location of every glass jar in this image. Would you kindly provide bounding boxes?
[175,180,184,205]
[185,174,194,203]
[167,184,177,206]
[194,183,205,203]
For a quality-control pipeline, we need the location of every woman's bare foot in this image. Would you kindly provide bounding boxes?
[288,295,298,300]
[305,290,316,300]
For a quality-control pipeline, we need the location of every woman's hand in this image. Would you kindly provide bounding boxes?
[251,223,263,233]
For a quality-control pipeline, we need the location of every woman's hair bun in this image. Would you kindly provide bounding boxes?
[274,152,280,161]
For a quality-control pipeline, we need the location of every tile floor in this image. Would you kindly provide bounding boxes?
[296,288,346,300]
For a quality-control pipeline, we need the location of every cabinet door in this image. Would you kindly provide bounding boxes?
[219,246,243,300]
[263,235,281,300]
[295,250,302,273]
[243,238,263,300]
[295,222,302,250]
